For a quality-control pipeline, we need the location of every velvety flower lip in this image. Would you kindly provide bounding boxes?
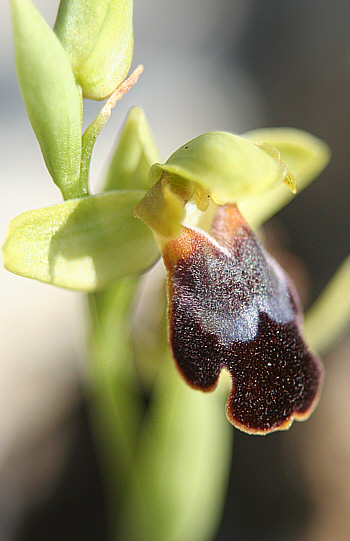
[162,204,324,434]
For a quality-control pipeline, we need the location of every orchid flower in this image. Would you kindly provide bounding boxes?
[4,1,350,540]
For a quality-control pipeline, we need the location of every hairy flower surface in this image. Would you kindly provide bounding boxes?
[163,204,323,434]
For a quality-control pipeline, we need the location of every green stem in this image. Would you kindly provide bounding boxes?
[80,107,111,196]
[79,65,144,195]
[87,272,234,541]
[87,277,144,539]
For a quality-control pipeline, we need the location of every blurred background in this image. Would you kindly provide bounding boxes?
[1,0,349,540]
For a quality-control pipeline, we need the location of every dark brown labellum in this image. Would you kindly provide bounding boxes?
[162,204,323,434]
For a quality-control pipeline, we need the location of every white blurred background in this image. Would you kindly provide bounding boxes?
[1,1,350,540]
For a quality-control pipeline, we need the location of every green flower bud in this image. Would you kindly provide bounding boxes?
[54,0,133,100]
[11,0,83,200]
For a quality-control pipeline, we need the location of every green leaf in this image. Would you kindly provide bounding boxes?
[105,107,162,192]
[304,257,350,354]
[54,0,133,100]
[240,128,331,228]
[149,131,289,205]
[2,191,159,291]
[11,0,83,200]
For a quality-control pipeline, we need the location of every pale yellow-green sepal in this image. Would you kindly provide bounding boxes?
[149,131,289,204]
[2,191,159,292]
[240,128,331,228]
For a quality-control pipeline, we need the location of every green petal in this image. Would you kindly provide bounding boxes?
[54,0,133,100]
[304,257,350,354]
[104,107,161,192]
[11,0,83,200]
[2,191,159,291]
[240,128,331,228]
[134,176,185,240]
[149,132,288,204]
